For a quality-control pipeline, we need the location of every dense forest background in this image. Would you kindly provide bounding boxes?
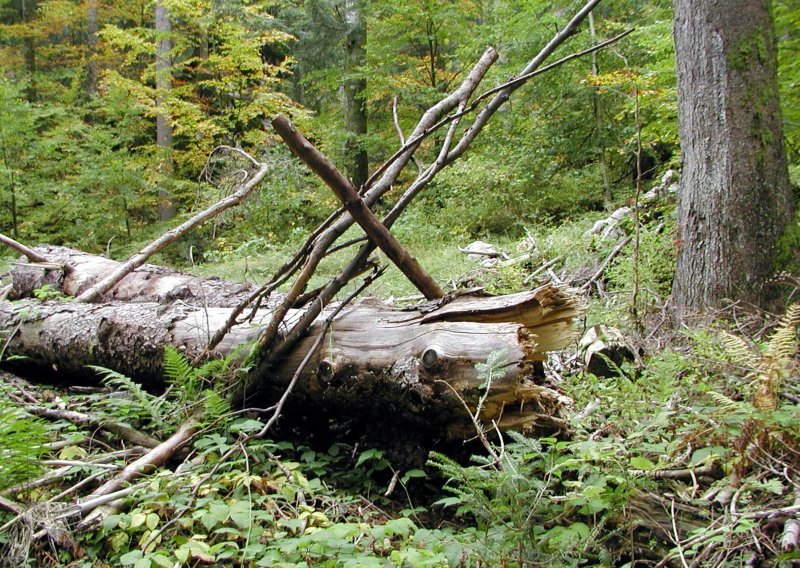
[1,1,800,567]
[3,0,794,259]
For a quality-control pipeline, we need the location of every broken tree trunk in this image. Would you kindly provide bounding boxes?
[1,250,580,438]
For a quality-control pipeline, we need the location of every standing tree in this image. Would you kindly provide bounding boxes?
[343,0,367,187]
[155,0,176,221]
[671,0,794,315]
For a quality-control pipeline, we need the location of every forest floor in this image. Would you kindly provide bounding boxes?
[1,205,799,567]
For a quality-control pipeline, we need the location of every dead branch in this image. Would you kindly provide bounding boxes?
[272,115,443,299]
[76,163,270,303]
[20,404,161,449]
[0,233,51,265]
[76,418,199,530]
[580,236,632,293]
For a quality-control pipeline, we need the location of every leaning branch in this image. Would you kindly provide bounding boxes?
[272,115,443,300]
[76,163,270,303]
[0,232,53,265]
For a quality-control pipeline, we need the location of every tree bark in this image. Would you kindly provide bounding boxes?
[2,250,581,439]
[343,0,368,188]
[155,0,176,221]
[671,0,794,315]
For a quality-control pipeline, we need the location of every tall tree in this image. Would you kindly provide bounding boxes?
[155,0,176,221]
[343,0,367,187]
[85,0,98,98]
[671,0,794,315]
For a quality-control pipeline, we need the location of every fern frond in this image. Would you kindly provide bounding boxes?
[719,332,757,368]
[201,389,230,421]
[163,346,194,383]
[764,303,800,362]
[705,390,741,414]
[88,365,154,407]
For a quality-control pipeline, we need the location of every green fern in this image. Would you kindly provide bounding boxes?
[0,396,49,491]
[163,346,195,385]
[764,303,800,361]
[88,365,168,425]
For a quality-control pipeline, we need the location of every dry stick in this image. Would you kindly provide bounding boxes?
[76,418,199,530]
[580,236,632,293]
[0,495,23,515]
[22,404,161,449]
[0,232,50,264]
[392,96,421,174]
[198,205,346,361]
[782,485,800,550]
[1,466,73,497]
[76,163,270,303]
[273,115,444,300]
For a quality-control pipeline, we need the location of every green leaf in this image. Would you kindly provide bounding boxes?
[148,553,172,568]
[356,448,383,467]
[119,550,144,566]
[401,469,426,484]
[630,456,656,470]
[230,500,253,529]
[129,512,147,529]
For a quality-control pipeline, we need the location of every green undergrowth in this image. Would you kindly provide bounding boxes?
[1,310,797,566]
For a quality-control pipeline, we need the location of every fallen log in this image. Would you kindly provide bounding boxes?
[6,245,261,307]
[0,258,580,438]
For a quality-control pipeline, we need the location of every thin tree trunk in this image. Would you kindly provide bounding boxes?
[589,11,612,206]
[343,0,368,188]
[86,0,98,98]
[21,0,37,102]
[155,0,176,221]
[671,0,794,315]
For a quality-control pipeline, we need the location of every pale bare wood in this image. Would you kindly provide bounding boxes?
[22,404,161,449]
[0,232,51,264]
[0,282,580,437]
[76,418,199,529]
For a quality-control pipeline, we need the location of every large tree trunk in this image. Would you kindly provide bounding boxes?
[2,249,580,439]
[671,0,794,315]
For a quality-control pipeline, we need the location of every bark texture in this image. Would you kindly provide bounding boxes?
[671,0,794,315]
[2,249,581,438]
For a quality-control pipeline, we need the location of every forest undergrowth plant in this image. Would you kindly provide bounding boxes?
[87,347,233,434]
[0,387,49,492]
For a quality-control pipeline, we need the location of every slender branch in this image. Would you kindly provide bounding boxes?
[0,232,51,265]
[272,115,443,299]
[76,164,270,303]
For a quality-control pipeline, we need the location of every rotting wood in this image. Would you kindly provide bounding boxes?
[9,245,263,307]
[0,282,581,438]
